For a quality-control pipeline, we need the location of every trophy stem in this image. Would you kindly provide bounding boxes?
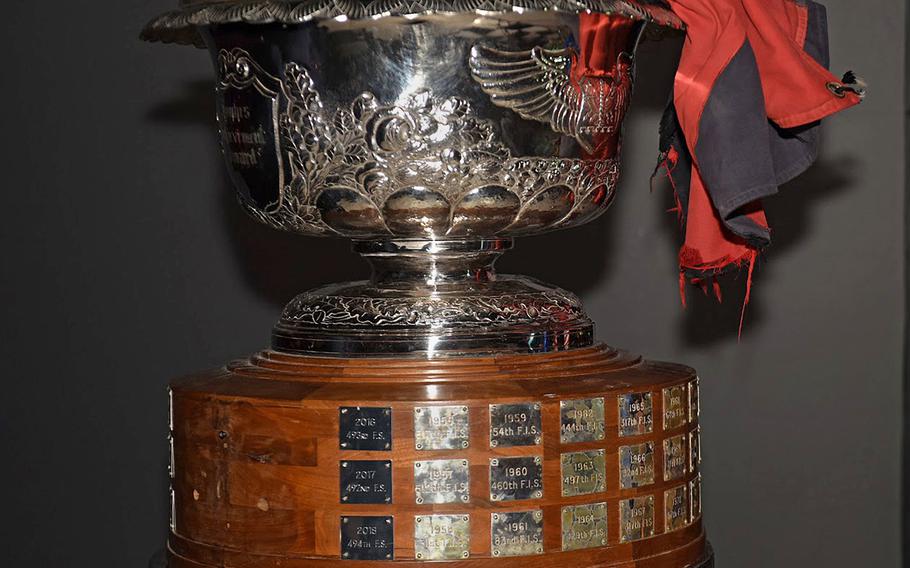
[354,238,512,289]
[271,237,595,357]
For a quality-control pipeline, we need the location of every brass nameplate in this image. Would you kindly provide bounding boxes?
[690,474,702,522]
[689,427,701,472]
[560,398,605,443]
[491,511,544,557]
[619,496,655,543]
[341,516,394,560]
[490,456,543,502]
[688,378,700,422]
[340,460,392,504]
[414,406,470,451]
[340,407,392,451]
[665,485,689,532]
[414,459,470,504]
[663,434,687,481]
[618,393,653,437]
[619,442,655,489]
[663,385,688,430]
[561,450,606,497]
[414,515,470,560]
[561,503,608,551]
[490,403,542,447]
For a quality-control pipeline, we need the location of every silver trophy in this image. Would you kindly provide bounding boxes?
[143,1,684,356]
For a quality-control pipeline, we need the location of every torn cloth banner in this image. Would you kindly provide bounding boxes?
[652,0,864,309]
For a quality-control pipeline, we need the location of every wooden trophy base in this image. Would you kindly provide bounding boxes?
[167,345,710,567]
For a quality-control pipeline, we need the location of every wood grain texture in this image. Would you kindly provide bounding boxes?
[168,345,708,567]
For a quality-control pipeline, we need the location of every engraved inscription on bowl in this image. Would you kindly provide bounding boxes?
[618,393,654,437]
[340,407,392,451]
[490,403,542,448]
[415,406,470,451]
[619,442,655,489]
[414,514,471,560]
[490,456,543,502]
[664,485,689,533]
[663,385,688,430]
[619,496,655,543]
[341,516,394,560]
[340,460,392,504]
[561,450,606,497]
[663,434,687,482]
[414,459,470,505]
[560,398,606,443]
[491,511,544,558]
[561,503,608,551]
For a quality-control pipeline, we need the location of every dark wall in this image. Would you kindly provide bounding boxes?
[0,1,903,566]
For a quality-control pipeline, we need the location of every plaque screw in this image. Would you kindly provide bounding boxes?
[416,553,423,559]
[490,440,498,448]
[417,497,424,504]
[416,517,423,523]
[341,408,349,414]
[536,547,544,554]
[343,517,349,524]
[461,441,469,448]
[462,552,469,558]
[491,459,499,466]
[342,462,348,468]
[416,443,424,450]
[461,407,468,413]
[461,496,469,503]
[217,431,228,440]
[493,551,500,557]
[492,514,499,521]
[461,461,468,467]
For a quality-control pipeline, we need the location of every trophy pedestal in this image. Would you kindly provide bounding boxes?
[167,345,710,567]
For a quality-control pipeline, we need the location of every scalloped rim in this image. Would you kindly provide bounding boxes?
[141,0,684,46]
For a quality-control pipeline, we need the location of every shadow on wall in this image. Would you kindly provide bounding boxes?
[655,154,860,346]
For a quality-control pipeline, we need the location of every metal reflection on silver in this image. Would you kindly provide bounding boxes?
[663,385,688,430]
[664,485,689,533]
[619,442,655,489]
[619,496,655,543]
[560,398,606,443]
[414,514,471,560]
[491,510,544,557]
[414,459,470,505]
[618,392,654,437]
[663,434,687,482]
[414,406,470,451]
[561,450,606,497]
[490,456,543,502]
[490,403,542,448]
[561,503,608,551]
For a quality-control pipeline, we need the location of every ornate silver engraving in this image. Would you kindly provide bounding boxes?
[216,48,620,237]
[142,1,684,46]
[470,46,635,153]
[281,289,586,328]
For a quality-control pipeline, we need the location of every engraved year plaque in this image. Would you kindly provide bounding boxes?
[618,392,653,437]
[664,485,689,532]
[689,377,700,422]
[619,442,655,489]
[340,460,392,504]
[490,456,543,502]
[689,427,701,472]
[620,496,655,543]
[414,459,470,504]
[690,474,702,522]
[663,434,687,481]
[662,385,688,430]
[340,407,392,451]
[561,503,608,551]
[414,406,470,451]
[341,516,394,560]
[490,403,542,447]
[414,514,471,560]
[561,450,606,497]
[491,511,544,557]
[560,398,605,443]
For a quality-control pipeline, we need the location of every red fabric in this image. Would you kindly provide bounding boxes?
[666,0,861,277]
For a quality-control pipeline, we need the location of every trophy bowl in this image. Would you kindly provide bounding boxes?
[143,1,684,356]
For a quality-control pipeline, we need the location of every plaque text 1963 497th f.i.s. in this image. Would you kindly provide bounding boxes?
[144,1,714,567]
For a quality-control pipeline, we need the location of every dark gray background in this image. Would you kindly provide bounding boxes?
[0,1,904,566]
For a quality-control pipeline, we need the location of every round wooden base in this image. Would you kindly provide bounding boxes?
[167,345,707,567]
